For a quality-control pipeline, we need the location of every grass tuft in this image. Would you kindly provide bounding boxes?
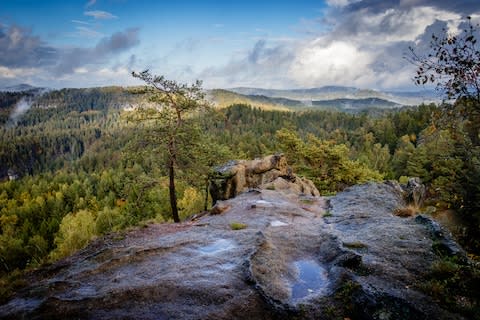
[230,221,247,230]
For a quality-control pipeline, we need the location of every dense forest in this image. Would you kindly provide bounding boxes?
[0,84,479,301]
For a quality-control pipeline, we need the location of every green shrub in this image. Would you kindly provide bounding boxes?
[50,210,96,260]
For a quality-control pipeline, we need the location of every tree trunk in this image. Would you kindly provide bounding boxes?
[204,178,209,211]
[168,157,180,223]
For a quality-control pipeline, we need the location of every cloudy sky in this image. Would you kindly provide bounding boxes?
[1,0,479,90]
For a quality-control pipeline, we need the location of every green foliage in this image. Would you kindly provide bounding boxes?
[50,210,96,260]
[129,70,211,223]
[276,129,383,193]
[419,257,480,318]
[2,83,479,283]
[178,187,204,220]
[95,206,124,234]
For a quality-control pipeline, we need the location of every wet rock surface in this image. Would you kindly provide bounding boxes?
[0,182,468,319]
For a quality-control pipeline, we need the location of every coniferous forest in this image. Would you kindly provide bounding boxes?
[1,84,479,285]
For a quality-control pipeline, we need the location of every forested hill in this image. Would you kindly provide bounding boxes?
[0,84,479,300]
[209,88,405,112]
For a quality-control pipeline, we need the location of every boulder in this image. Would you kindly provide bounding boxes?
[403,177,426,207]
[209,154,319,203]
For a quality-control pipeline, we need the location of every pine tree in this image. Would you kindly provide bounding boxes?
[130,71,209,223]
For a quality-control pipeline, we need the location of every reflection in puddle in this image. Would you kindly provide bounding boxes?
[291,260,328,301]
[198,239,235,255]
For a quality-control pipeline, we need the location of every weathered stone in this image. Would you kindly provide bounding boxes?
[210,201,231,215]
[0,182,472,319]
[209,154,319,203]
[403,177,426,207]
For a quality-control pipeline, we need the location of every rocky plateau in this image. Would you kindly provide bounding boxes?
[0,155,471,319]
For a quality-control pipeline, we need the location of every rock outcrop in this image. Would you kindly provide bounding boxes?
[0,158,473,320]
[209,153,319,203]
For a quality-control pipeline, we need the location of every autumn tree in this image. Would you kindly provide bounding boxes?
[130,71,209,222]
[409,16,480,250]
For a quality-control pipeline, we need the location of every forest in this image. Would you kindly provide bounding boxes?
[1,20,480,301]
[1,84,479,285]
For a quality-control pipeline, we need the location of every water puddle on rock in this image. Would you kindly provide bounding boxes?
[291,260,328,301]
[270,220,288,227]
[198,239,235,255]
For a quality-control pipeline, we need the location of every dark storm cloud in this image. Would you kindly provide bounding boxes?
[53,28,140,75]
[0,25,58,68]
[345,0,479,15]
[0,25,140,76]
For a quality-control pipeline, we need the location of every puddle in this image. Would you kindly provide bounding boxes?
[291,260,328,301]
[270,220,288,227]
[198,239,235,255]
[253,200,274,208]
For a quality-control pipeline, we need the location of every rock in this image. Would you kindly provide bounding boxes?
[210,201,231,215]
[403,177,426,207]
[415,214,467,262]
[209,154,319,203]
[0,182,471,320]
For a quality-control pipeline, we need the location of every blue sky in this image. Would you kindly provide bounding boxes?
[1,0,479,90]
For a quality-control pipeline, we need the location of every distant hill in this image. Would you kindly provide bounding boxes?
[0,83,42,92]
[312,97,401,110]
[228,86,440,106]
[208,88,411,113]
[206,89,291,111]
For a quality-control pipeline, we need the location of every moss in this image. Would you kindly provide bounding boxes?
[230,221,247,230]
[299,198,315,204]
[323,211,333,217]
[343,241,368,249]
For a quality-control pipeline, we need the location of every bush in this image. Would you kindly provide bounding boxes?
[50,210,96,260]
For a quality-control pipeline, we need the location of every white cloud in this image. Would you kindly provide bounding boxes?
[74,26,104,38]
[74,67,88,74]
[200,2,478,90]
[290,40,375,88]
[84,10,118,20]
[0,66,39,78]
[326,0,361,8]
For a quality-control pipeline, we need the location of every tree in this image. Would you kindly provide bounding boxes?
[409,16,480,102]
[276,129,383,194]
[409,17,480,251]
[130,70,208,223]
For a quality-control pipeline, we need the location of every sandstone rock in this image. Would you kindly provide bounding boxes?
[403,177,426,207]
[210,201,231,215]
[0,182,472,320]
[209,154,319,203]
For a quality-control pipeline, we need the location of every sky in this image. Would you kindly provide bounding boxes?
[1,0,479,90]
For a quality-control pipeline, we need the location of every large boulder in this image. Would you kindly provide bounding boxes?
[209,154,319,203]
[403,177,426,207]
